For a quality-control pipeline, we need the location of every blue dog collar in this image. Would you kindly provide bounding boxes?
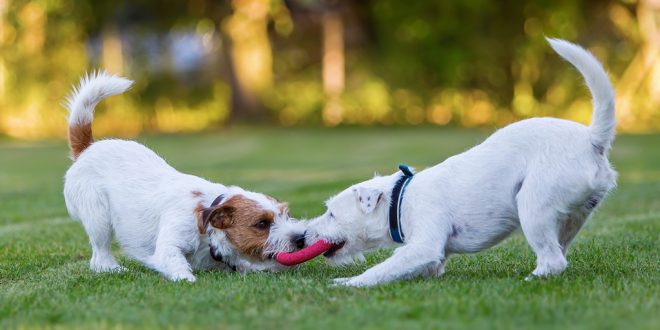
[388,164,414,243]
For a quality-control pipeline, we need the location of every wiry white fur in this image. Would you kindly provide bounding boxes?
[65,70,133,125]
[303,38,618,287]
[63,72,304,282]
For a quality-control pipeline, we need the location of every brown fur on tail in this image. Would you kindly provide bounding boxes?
[68,122,93,160]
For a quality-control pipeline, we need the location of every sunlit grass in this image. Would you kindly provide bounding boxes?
[0,127,658,329]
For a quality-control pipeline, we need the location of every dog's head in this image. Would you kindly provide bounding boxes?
[303,175,393,266]
[197,188,306,271]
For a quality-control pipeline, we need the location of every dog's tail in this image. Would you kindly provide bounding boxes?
[65,71,133,160]
[546,38,616,154]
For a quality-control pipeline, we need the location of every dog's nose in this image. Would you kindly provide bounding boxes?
[291,233,306,250]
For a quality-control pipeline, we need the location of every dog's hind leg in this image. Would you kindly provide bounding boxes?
[73,193,124,273]
[518,210,568,279]
[516,176,571,279]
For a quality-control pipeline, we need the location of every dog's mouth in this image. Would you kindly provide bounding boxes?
[323,241,345,258]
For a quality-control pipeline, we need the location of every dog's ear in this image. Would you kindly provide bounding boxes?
[278,202,290,217]
[353,186,383,214]
[200,205,235,232]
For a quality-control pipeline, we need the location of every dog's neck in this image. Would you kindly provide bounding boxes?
[362,172,410,249]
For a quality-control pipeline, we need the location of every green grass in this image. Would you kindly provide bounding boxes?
[1,127,658,329]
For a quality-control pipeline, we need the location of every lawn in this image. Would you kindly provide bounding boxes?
[1,127,658,329]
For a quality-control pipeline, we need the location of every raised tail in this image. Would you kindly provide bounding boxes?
[65,71,133,160]
[546,38,616,154]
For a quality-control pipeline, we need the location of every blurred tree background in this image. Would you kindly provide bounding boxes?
[0,0,658,139]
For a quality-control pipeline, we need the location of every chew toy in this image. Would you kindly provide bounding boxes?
[275,240,333,266]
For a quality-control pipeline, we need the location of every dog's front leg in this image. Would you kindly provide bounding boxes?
[334,243,443,287]
[148,248,196,282]
[146,214,197,282]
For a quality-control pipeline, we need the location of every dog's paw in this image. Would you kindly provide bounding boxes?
[112,266,128,273]
[331,277,352,285]
[524,273,547,281]
[91,263,126,273]
[332,276,375,288]
[169,272,196,283]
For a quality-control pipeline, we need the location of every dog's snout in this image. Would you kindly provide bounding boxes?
[291,233,306,249]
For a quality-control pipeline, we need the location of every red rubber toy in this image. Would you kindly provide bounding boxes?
[275,240,333,266]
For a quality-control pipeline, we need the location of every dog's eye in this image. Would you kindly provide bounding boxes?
[328,212,335,219]
[254,219,272,230]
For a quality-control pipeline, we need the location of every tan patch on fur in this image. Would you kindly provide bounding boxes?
[194,203,207,234]
[278,202,289,216]
[267,195,289,216]
[204,195,275,259]
[192,191,206,234]
[68,122,93,160]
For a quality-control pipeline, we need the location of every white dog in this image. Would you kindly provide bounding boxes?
[63,72,306,282]
[303,38,618,287]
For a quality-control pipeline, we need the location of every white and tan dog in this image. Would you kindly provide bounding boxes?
[63,72,306,282]
[303,38,618,287]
